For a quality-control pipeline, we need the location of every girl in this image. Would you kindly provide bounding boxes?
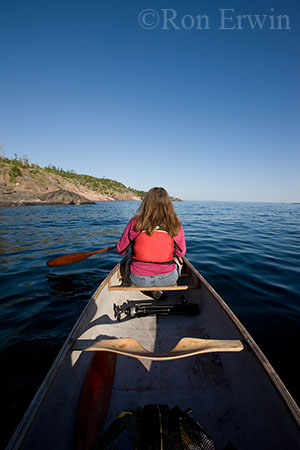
[116,187,186,287]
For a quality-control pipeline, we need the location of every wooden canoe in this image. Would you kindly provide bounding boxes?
[7,257,300,450]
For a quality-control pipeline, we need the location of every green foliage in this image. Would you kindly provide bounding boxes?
[12,159,23,167]
[5,155,31,168]
[43,165,144,196]
[9,166,22,182]
[29,168,41,176]
[132,190,147,198]
[2,156,146,198]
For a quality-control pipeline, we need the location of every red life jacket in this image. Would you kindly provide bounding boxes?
[132,229,175,264]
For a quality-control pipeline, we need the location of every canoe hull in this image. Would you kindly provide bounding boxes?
[7,258,300,450]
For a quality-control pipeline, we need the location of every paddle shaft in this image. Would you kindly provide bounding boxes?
[47,245,116,267]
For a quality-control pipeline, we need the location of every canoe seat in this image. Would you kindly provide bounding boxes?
[108,262,198,291]
[107,279,189,291]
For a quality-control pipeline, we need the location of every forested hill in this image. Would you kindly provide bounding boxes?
[0,156,146,206]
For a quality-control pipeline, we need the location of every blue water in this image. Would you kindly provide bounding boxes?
[0,201,299,448]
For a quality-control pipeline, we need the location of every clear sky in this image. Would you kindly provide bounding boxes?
[0,0,299,202]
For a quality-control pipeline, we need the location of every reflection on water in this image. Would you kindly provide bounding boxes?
[0,201,300,448]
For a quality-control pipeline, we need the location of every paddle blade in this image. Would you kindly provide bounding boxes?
[47,251,95,267]
[47,246,116,267]
[76,352,116,450]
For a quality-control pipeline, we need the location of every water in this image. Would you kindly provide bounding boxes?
[0,201,299,448]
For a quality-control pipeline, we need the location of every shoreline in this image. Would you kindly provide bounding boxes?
[0,188,182,207]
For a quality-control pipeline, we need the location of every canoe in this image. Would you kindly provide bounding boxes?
[7,257,300,450]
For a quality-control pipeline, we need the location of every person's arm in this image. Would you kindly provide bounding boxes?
[116,218,138,255]
[116,220,132,255]
[174,226,186,257]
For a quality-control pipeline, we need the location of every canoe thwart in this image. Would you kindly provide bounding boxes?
[72,337,244,361]
[107,279,190,291]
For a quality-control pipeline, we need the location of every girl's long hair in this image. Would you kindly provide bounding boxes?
[134,187,181,237]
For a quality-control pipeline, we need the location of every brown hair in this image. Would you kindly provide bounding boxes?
[134,187,181,237]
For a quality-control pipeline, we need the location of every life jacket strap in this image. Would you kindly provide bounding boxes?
[131,257,176,265]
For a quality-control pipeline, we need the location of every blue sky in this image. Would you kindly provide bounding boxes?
[0,0,299,202]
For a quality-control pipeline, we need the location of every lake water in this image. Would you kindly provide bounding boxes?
[0,201,299,448]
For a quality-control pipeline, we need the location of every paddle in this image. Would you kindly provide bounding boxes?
[46,245,116,267]
[76,351,116,450]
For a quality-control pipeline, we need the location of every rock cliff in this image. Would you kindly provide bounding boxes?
[0,158,144,206]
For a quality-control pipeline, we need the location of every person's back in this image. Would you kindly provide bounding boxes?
[116,187,186,287]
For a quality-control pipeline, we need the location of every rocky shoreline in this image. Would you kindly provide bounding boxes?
[0,188,95,207]
[0,160,143,206]
[0,186,182,207]
[0,159,181,206]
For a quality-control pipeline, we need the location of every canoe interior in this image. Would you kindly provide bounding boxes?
[8,258,300,450]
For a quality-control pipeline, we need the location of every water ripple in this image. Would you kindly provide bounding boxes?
[0,201,299,448]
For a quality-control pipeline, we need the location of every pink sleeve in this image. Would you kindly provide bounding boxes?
[173,225,186,257]
[116,218,139,255]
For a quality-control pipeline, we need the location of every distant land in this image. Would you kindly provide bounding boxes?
[0,156,181,206]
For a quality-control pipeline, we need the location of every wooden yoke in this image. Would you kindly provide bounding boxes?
[73,337,244,361]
